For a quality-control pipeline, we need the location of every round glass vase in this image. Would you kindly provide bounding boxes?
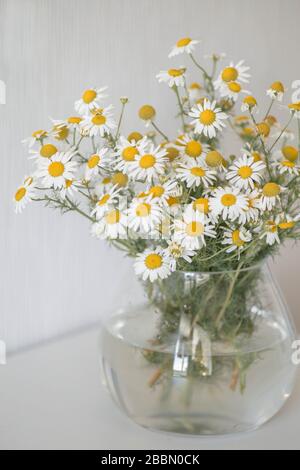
[100,263,298,436]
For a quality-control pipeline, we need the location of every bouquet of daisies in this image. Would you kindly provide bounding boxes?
[15,37,300,285]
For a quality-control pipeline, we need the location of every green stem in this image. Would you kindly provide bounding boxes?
[215,261,244,327]
[263,99,275,121]
[249,111,272,178]
[269,114,294,152]
[115,102,127,140]
[173,85,186,131]
[151,121,169,141]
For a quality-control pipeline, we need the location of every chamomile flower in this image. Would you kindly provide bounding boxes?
[276,213,298,231]
[175,134,209,162]
[134,249,171,282]
[29,143,59,160]
[226,155,266,189]
[128,198,162,233]
[114,136,147,174]
[189,99,228,138]
[22,130,48,148]
[238,189,260,223]
[168,37,199,58]
[275,159,300,176]
[14,176,36,213]
[188,82,202,101]
[288,101,300,119]
[59,178,82,199]
[281,145,298,162]
[138,105,156,127]
[214,61,250,91]
[156,67,186,87]
[85,148,111,179]
[35,151,78,189]
[131,145,168,183]
[210,187,248,221]
[80,106,116,137]
[174,206,216,250]
[259,182,283,211]
[267,81,285,101]
[259,220,280,245]
[146,180,179,205]
[241,95,257,112]
[218,81,249,102]
[163,239,196,271]
[90,209,127,239]
[91,186,121,218]
[222,227,252,253]
[176,158,216,188]
[75,87,107,115]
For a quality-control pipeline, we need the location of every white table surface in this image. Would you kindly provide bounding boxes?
[0,327,299,450]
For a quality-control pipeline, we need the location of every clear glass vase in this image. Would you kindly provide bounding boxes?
[100,263,298,436]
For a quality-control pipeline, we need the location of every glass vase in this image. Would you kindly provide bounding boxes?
[100,263,298,436]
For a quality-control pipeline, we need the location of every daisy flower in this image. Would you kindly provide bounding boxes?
[30,143,59,160]
[59,178,83,199]
[259,220,280,245]
[163,239,196,271]
[214,61,250,91]
[174,206,216,250]
[259,182,283,211]
[128,198,162,234]
[222,227,252,253]
[241,95,257,112]
[90,208,127,239]
[156,68,186,87]
[276,213,299,231]
[134,249,171,282]
[189,99,228,138]
[35,151,78,189]
[91,186,121,218]
[145,180,179,205]
[85,147,111,179]
[281,145,298,162]
[14,176,36,213]
[176,158,216,188]
[131,144,168,183]
[22,130,48,148]
[239,189,260,224]
[275,159,300,176]
[210,187,248,221]
[188,82,202,101]
[175,134,209,161]
[114,136,147,175]
[226,155,266,190]
[75,87,107,115]
[80,106,116,137]
[138,105,156,127]
[218,81,249,102]
[288,101,300,119]
[267,81,285,102]
[168,37,199,58]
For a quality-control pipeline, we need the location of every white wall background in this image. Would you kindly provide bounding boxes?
[1,0,300,352]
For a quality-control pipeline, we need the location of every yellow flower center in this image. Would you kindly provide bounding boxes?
[221,193,237,207]
[193,197,209,214]
[232,230,245,247]
[32,129,47,138]
[281,160,295,168]
[186,221,204,237]
[149,186,165,198]
[279,221,295,230]
[92,114,106,126]
[270,81,284,93]
[205,150,222,167]
[257,122,270,137]
[145,253,162,270]
[168,68,184,77]
[252,151,262,162]
[138,105,156,121]
[176,37,191,47]
[282,146,298,162]
[48,161,65,177]
[139,154,156,169]
[243,95,257,108]
[167,196,179,206]
[15,187,26,201]
[65,179,73,188]
[127,131,143,142]
[98,194,110,206]
[122,146,138,161]
[105,209,120,225]
[68,116,82,124]
[185,140,202,157]
[189,82,201,90]
[87,154,100,169]
[24,176,33,186]
[263,182,280,197]
[112,172,128,187]
[199,109,216,126]
[136,203,151,217]
[40,144,57,158]
[266,221,277,233]
[54,126,69,140]
[102,177,111,185]
[191,166,206,177]
[165,146,179,161]
[288,102,300,112]
[228,81,241,93]
[82,89,97,104]
[238,166,253,179]
[221,67,238,82]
